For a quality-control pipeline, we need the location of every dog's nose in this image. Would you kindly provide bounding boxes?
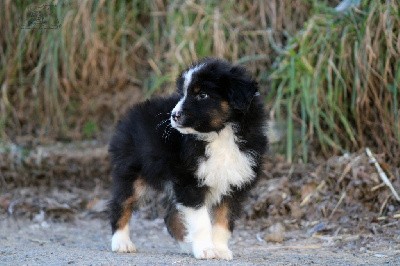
[172,111,182,122]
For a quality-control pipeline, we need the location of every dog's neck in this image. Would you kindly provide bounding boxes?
[193,123,240,143]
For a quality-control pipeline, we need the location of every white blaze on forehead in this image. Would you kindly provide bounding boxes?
[183,63,205,95]
[172,97,184,114]
[170,63,206,135]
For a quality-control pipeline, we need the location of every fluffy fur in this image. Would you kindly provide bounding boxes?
[108,58,268,260]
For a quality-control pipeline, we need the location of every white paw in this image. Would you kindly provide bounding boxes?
[214,247,233,260]
[193,242,216,259]
[111,230,137,253]
[194,248,216,259]
[112,238,136,253]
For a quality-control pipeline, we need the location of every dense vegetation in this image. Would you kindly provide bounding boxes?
[0,0,398,164]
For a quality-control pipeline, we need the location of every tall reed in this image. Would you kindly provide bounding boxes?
[269,0,400,164]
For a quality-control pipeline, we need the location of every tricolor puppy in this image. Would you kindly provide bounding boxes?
[109,58,267,260]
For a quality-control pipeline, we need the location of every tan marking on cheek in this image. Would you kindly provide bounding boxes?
[213,202,229,229]
[117,178,147,229]
[211,111,224,128]
[210,101,230,128]
[193,86,201,93]
[165,208,186,241]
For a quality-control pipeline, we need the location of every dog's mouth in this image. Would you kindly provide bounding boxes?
[170,111,191,128]
[170,116,182,128]
[170,101,203,134]
[170,117,186,130]
[170,116,199,135]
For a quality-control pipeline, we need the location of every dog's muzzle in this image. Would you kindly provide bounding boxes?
[171,110,182,123]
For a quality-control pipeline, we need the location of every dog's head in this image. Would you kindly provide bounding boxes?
[170,58,258,134]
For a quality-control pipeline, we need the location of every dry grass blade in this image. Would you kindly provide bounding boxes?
[365,148,400,201]
[329,191,346,220]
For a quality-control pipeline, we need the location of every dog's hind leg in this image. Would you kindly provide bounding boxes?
[164,205,190,253]
[109,177,147,253]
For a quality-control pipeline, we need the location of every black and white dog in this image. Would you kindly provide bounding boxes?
[109,58,267,260]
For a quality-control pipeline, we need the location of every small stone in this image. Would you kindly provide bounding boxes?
[265,223,285,243]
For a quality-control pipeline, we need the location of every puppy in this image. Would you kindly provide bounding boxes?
[108,58,268,260]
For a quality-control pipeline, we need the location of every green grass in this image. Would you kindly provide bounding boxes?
[268,0,400,164]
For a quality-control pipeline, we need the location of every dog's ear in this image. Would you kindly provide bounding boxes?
[227,66,258,112]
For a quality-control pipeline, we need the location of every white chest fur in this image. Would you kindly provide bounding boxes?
[196,124,256,206]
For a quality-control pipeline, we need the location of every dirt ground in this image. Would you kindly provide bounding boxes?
[1,142,400,265]
[1,182,399,266]
[1,214,399,266]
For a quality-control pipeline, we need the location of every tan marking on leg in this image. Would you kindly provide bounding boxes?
[213,202,229,228]
[117,178,147,229]
[212,202,233,260]
[166,208,186,241]
[116,196,134,229]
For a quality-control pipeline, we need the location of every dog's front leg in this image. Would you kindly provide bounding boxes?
[178,205,215,259]
[212,201,233,260]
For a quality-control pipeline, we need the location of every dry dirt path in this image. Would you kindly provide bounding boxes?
[1,216,399,266]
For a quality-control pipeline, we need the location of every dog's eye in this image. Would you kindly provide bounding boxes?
[196,92,209,100]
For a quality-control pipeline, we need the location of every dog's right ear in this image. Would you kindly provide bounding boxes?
[226,66,258,112]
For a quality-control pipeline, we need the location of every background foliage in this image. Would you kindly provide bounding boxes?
[0,0,399,164]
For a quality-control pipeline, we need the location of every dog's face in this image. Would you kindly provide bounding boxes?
[170,59,258,134]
